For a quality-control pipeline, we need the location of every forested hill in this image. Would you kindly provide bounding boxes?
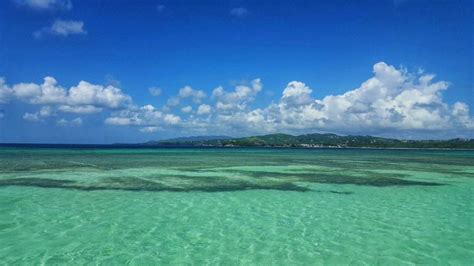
[145,133,474,149]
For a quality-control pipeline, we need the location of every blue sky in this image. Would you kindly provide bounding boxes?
[0,0,472,143]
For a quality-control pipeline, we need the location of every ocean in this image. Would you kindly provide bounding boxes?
[0,146,473,264]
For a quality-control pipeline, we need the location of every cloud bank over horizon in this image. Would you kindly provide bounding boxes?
[1,62,473,140]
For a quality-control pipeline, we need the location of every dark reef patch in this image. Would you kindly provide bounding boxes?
[301,174,444,187]
[329,190,354,195]
[0,177,311,193]
[0,178,76,187]
[223,170,444,187]
[313,190,354,195]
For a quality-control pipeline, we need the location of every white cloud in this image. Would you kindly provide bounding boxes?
[57,117,82,127]
[15,0,72,10]
[164,114,181,125]
[67,81,130,108]
[23,112,41,122]
[215,101,234,111]
[181,106,192,113]
[58,105,102,114]
[39,105,53,117]
[140,126,160,133]
[105,117,135,126]
[281,81,313,106]
[4,62,471,138]
[178,86,206,103]
[213,78,262,112]
[34,20,86,38]
[0,78,13,103]
[3,76,131,110]
[2,76,132,126]
[34,76,66,104]
[22,106,54,122]
[148,87,162,97]
[251,62,472,135]
[12,83,41,99]
[212,86,224,98]
[230,7,249,18]
[49,20,86,36]
[197,104,211,115]
[452,102,473,128]
[106,63,472,138]
[166,97,180,107]
[106,104,181,127]
[178,86,193,97]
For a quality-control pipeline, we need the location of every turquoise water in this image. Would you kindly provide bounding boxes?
[0,147,473,264]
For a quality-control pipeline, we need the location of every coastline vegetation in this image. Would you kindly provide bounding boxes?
[146,133,474,149]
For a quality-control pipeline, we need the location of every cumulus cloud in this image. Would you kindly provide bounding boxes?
[230,7,249,18]
[104,117,135,126]
[22,106,54,122]
[67,81,131,108]
[2,76,131,126]
[39,105,53,116]
[197,104,211,115]
[164,114,181,125]
[105,104,181,128]
[23,112,41,122]
[178,86,206,103]
[0,78,13,103]
[3,62,472,138]
[5,76,131,109]
[281,81,313,106]
[181,106,192,113]
[15,0,72,10]
[104,63,473,138]
[252,62,472,135]
[162,86,206,110]
[57,117,82,127]
[58,105,102,114]
[34,19,86,38]
[213,78,262,112]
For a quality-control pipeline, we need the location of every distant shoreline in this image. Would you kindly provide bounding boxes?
[1,143,473,151]
[2,132,473,150]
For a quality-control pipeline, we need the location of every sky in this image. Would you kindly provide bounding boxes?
[0,0,472,143]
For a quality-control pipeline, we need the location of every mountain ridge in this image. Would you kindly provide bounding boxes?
[144,133,474,149]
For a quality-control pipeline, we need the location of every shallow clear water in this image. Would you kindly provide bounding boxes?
[0,147,473,264]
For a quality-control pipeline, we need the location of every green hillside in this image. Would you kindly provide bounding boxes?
[146,133,474,149]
